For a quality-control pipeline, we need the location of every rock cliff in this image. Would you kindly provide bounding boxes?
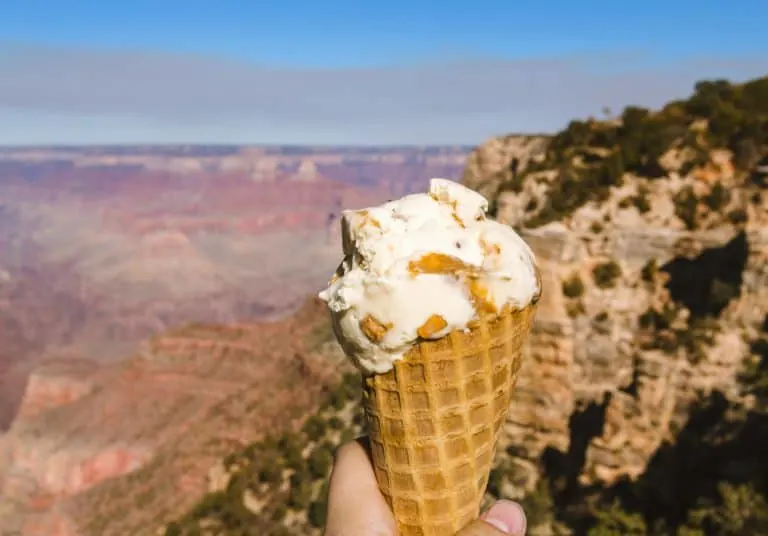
[460,75,768,532]
[462,134,549,200]
[0,298,341,536]
[494,221,765,497]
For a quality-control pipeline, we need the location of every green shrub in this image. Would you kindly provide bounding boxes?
[615,106,681,178]
[287,481,312,510]
[520,479,554,529]
[743,337,768,400]
[588,500,647,536]
[728,208,748,224]
[164,522,182,536]
[351,411,365,427]
[527,166,608,227]
[641,259,658,283]
[593,261,622,288]
[685,80,738,126]
[308,445,334,479]
[657,331,679,354]
[487,199,499,219]
[289,470,307,489]
[258,464,282,485]
[591,125,618,148]
[677,327,712,364]
[562,273,586,298]
[339,373,362,401]
[567,300,586,318]
[679,483,768,535]
[271,504,286,521]
[639,304,678,331]
[705,182,731,211]
[279,434,304,469]
[243,443,258,460]
[674,186,699,230]
[580,149,605,165]
[551,119,594,151]
[327,390,346,411]
[731,138,761,170]
[486,467,505,498]
[308,499,329,528]
[632,190,652,213]
[339,428,356,443]
[328,416,344,430]
[498,173,525,194]
[226,471,250,498]
[192,491,228,516]
[303,415,327,441]
[622,106,651,128]
[741,77,768,113]
[601,150,626,186]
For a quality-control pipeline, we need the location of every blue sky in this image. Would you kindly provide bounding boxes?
[1,0,767,144]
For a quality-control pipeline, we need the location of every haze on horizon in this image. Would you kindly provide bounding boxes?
[1,0,767,146]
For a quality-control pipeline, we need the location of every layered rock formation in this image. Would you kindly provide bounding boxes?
[463,131,767,509]
[462,135,549,200]
[0,144,470,432]
[0,298,341,536]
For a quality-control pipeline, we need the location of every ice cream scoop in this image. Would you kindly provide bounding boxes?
[318,178,540,375]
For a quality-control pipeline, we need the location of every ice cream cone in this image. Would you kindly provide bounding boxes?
[362,304,537,536]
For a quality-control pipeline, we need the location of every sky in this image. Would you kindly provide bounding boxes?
[0,0,767,145]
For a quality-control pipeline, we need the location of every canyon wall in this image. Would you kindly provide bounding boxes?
[0,298,341,536]
[464,134,767,499]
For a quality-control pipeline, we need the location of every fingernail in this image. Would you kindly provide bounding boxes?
[482,500,527,535]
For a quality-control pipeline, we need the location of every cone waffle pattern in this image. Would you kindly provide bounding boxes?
[363,305,536,536]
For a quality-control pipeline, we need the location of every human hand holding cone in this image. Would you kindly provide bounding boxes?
[319,179,541,535]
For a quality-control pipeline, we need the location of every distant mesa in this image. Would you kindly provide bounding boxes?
[138,230,196,260]
[291,160,320,182]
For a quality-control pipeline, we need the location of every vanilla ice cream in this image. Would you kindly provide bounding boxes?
[318,178,540,375]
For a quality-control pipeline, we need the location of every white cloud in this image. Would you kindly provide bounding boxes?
[0,43,766,144]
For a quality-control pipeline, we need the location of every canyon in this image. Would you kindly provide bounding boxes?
[0,144,470,431]
[0,142,481,534]
[0,298,342,535]
[2,75,767,535]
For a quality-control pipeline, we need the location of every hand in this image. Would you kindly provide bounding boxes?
[324,438,527,536]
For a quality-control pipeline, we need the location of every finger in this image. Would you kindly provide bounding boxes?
[324,438,396,536]
[457,500,528,536]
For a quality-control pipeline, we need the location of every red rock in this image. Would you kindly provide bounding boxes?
[0,297,343,534]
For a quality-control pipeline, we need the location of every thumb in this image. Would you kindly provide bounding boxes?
[325,440,526,536]
[324,439,396,536]
[457,500,527,536]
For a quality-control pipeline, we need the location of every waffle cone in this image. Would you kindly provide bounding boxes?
[362,305,537,535]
